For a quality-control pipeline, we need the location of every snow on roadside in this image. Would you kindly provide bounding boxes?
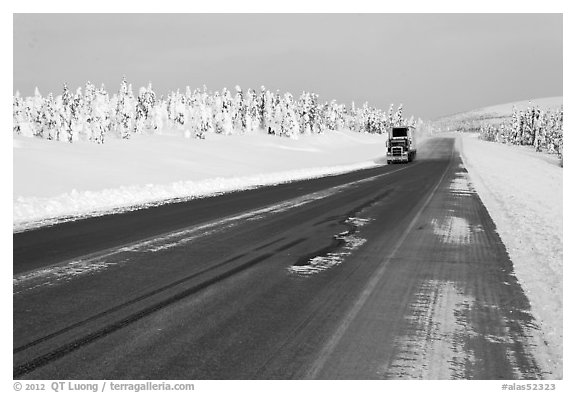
[458,133,563,378]
[13,130,387,232]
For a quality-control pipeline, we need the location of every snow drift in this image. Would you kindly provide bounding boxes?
[13,130,388,231]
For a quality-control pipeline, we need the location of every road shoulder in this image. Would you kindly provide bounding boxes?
[458,133,563,379]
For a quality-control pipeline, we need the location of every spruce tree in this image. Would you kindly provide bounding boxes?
[281,92,299,139]
[393,104,403,126]
[115,77,133,139]
[60,83,74,142]
[257,86,266,129]
[263,90,275,134]
[31,87,44,137]
[221,88,234,135]
[13,92,23,135]
[387,104,394,129]
[232,85,246,132]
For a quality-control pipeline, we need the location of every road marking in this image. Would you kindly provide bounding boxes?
[305,152,453,379]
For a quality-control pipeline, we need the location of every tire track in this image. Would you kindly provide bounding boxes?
[14,252,273,377]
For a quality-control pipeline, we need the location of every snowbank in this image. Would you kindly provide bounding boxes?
[459,134,563,378]
[13,130,387,231]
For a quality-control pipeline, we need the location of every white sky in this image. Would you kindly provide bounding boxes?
[12,13,563,119]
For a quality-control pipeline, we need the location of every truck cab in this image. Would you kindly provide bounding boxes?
[386,126,417,164]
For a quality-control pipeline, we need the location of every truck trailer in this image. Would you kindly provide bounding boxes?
[386,125,417,164]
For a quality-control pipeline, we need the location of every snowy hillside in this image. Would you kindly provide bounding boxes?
[469,96,563,115]
[13,130,389,232]
[433,96,563,137]
[436,96,563,124]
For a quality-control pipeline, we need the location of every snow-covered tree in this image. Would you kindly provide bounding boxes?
[135,82,157,134]
[256,86,266,129]
[28,87,44,137]
[232,85,246,132]
[281,93,300,139]
[263,89,275,134]
[115,77,135,139]
[59,84,74,142]
[13,91,23,135]
[393,104,403,126]
[270,93,283,136]
[82,81,98,141]
[92,85,111,143]
[38,93,59,140]
[220,88,234,135]
[245,88,259,133]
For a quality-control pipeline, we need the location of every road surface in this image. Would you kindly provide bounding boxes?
[13,136,544,379]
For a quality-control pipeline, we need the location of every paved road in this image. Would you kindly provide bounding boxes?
[13,136,543,379]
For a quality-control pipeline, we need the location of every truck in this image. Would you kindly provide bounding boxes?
[386,125,417,164]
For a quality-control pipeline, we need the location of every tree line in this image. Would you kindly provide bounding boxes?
[13,78,415,143]
[479,104,563,160]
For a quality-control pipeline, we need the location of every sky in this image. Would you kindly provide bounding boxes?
[13,13,563,119]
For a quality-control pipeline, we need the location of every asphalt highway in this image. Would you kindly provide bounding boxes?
[13,136,544,379]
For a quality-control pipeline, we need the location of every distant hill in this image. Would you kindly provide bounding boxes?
[470,96,563,116]
[433,96,563,132]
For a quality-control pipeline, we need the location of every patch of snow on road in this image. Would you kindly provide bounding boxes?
[431,216,471,245]
[384,280,477,379]
[288,217,371,276]
[13,258,119,295]
[449,174,473,195]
